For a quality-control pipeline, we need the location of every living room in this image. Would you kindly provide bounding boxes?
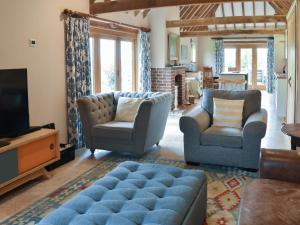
[0,0,299,225]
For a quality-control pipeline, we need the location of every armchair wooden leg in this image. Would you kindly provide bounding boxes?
[90,149,95,154]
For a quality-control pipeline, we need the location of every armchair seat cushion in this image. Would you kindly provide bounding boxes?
[92,121,134,141]
[201,126,243,148]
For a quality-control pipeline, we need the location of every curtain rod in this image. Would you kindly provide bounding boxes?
[62,9,150,33]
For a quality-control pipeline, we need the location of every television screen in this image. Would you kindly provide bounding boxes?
[0,69,30,138]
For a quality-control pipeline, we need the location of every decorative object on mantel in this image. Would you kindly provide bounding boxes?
[168,33,179,61]
[180,44,189,62]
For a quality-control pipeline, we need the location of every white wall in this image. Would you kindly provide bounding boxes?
[149,7,180,68]
[179,38,192,64]
[149,8,168,68]
[197,37,216,73]
[0,0,89,143]
[274,34,286,73]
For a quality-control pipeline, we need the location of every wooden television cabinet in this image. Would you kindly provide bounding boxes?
[0,129,60,195]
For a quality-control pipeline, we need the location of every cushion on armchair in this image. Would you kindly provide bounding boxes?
[202,89,261,125]
[115,97,143,122]
[201,126,243,148]
[213,98,244,128]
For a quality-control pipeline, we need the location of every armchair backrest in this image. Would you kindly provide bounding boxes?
[202,89,261,125]
[77,93,115,146]
[113,92,162,103]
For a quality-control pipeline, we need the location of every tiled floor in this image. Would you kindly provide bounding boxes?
[0,92,291,221]
[261,91,290,150]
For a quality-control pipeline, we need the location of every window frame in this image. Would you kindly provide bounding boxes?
[90,29,138,94]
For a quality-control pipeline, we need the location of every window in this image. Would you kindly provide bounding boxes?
[100,39,116,92]
[121,41,134,92]
[89,36,137,94]
[224,48,237,72]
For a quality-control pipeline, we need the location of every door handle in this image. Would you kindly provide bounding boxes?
[49,143,55,150]
[288,76,292,87]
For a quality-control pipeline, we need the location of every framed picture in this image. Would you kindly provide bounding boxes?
[169,33,178,61]
[181,44,189,61]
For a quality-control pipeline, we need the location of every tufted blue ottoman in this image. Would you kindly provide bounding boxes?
[38,161,207,225]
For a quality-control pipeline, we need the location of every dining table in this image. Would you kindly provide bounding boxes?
[218,71,248,90]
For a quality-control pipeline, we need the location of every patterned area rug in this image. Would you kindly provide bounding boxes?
[1,155,257,225]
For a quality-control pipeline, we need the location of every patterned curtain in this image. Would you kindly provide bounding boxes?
[139,32,151,92]
[267,38,275,93]
[65,16,91,149]
[215,39,224,76]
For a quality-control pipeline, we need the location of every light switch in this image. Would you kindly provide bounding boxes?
[29,39,37,47]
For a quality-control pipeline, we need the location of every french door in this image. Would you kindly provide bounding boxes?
[90,37,137,94]
[224,44,268,90]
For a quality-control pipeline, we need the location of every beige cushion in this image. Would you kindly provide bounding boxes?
[213,98,244,128]
[115,97,143,122]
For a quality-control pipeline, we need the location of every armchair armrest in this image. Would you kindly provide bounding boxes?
[260,149,300,183]
[179,107,210,135]
[133,93,172,152]
[243,109,267,139]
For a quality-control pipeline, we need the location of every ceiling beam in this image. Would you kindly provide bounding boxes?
[143,9,151,18]
[180,28,286,36]
[167,15,286,28]
[90,0,275,14]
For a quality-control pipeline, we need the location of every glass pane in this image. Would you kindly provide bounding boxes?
[100,39,116,92]
[257,48,268,86]
[89,38,95,94]
[121,41,133,92]
[224,48,236,72]
[240,48,253,85]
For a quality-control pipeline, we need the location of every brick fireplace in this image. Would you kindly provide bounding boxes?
[151,67,186,109]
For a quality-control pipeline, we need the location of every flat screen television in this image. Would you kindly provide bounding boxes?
[0,69,30,138]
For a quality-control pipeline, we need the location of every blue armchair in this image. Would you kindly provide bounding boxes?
[180,89,267,170]
[77,92,172,157]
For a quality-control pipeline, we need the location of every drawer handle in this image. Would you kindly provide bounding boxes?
[49,144,55,150]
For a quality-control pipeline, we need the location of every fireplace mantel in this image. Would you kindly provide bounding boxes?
[151,67,186,109]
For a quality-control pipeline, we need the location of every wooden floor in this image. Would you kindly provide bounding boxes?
[0,91,290,221]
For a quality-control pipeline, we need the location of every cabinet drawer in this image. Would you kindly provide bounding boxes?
[18,135,57,174]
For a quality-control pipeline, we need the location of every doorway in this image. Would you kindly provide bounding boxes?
[224,43,268,90]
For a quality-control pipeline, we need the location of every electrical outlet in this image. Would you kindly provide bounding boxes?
[29,39,37,47]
